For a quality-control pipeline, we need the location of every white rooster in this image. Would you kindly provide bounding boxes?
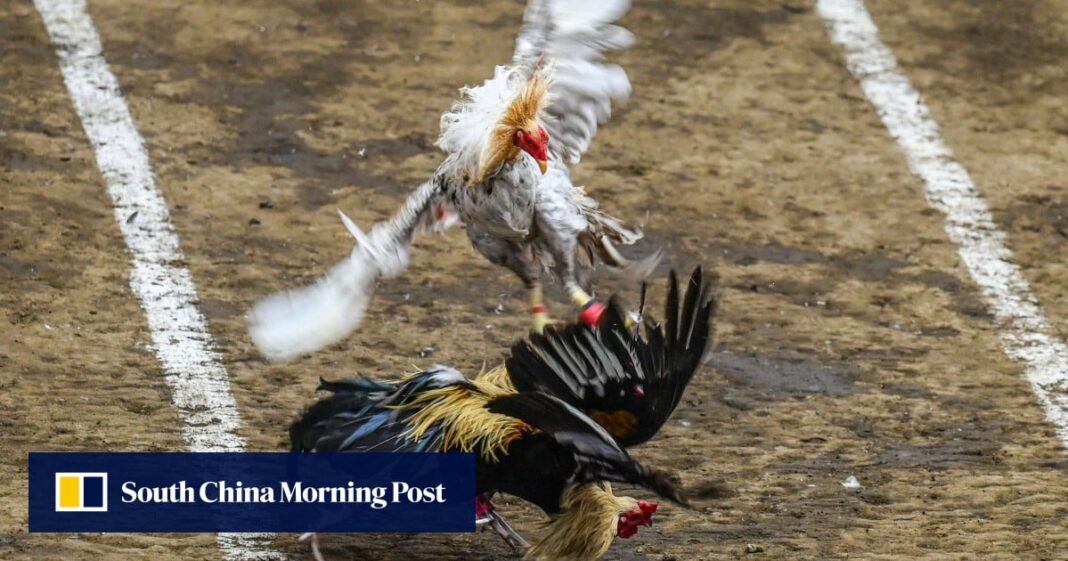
[249,0,658,362]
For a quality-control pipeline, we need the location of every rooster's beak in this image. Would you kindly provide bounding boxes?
[537,159,548,174]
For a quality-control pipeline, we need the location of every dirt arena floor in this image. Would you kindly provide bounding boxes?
[3,0,1068,559]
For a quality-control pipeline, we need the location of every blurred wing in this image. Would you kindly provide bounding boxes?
[513,0,634,164]
[248,178,455,362]
[504,267,716,447]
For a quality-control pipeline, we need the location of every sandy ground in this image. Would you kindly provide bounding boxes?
[2,0,1068,559]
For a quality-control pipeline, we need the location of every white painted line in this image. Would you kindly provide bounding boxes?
[33,0,285,558]
[817,0,1068,447]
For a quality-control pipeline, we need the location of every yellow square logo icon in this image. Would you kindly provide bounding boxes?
[54,473,108,512]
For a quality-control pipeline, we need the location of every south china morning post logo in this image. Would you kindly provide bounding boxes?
[54,472,108,512]
[118,479,445,509]
[29,452,475,533]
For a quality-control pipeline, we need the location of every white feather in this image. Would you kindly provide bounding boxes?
[512,0,634,164]
[247,247,379,362]
[437,0,634,172]
[436,66,527,176]
[247,214,413,362]
[338,208,371,246]
[426,365,466,385]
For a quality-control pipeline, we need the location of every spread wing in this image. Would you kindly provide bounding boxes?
[504,268,717,447]
[512,0,634,164]
[247,176,457,362]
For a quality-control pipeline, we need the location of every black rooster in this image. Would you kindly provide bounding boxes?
[291,267,716,560]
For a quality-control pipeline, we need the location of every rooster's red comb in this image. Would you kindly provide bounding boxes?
[637,500,658,517]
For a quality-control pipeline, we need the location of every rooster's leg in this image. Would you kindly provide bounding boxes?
[298,532,326,561]
[529,283,550,333]
[488,509,530,551]
[475,495,494,526]
[565,282,606,327]
[476,495,529,552]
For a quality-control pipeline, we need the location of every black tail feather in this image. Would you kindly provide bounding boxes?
[503,266,719,448]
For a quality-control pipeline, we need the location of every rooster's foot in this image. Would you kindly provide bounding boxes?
[531,311,551,334]
[529,284,551,334]
[475,496,529,552]
[567,285,606,326]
